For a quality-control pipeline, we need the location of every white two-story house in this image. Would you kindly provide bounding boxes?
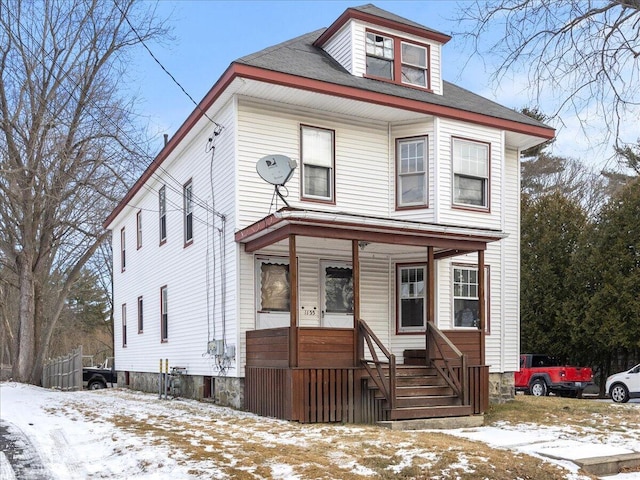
[104,4,554,424]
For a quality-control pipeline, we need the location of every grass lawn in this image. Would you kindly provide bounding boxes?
[65,391,639,479]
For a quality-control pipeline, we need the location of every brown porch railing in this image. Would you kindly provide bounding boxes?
[426,322,469,405]
[358,319,396,410]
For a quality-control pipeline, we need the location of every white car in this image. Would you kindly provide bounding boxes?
[606,364,640,403]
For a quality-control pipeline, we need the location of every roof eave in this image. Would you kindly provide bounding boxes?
[313,7,452,48]
[104,63,554,229]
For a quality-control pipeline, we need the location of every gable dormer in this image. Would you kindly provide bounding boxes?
[314,4,451,95]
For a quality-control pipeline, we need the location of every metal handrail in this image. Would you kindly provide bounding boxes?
[358,319,396,410]
[426,322,468,403]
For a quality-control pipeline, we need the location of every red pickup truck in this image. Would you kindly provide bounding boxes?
[515,354,593,397]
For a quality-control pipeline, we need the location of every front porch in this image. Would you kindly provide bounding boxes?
[237,209,500,424]
[245,324,488,423]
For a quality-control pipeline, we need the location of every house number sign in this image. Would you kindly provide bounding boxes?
[300,306,318,319]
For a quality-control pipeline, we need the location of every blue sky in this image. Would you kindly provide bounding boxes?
[128,0,612,168]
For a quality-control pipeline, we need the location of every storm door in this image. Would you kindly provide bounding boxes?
[321,261,353,328]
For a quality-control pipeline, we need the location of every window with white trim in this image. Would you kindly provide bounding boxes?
[398,265,426,332]
[397,137,427,207]
[183,180,193,244]
[160,286,168,341]
[301,125,334,202]
[452,138,489,208]
[159,185,167,243]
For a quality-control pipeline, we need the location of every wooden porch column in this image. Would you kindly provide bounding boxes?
[478,249,486,366]
[289,234,298,368]
[427,246,435,324]
[426,246,435,360]
[352,240,361,366]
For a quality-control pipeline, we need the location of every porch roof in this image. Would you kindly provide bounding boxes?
[235,208,507,254]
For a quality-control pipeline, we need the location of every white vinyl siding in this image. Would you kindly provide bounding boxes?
[321,21,354,73]
[499,147,521,372]
[436,119,503,229]
[112,100,239,376]
[236,101,390,227]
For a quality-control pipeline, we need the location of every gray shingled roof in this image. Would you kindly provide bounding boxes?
[235,26,550,131]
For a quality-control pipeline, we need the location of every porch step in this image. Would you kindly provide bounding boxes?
[389,405,473,421]
[395,394,460,408]
[372,384,454,400]
[378,365,438,376]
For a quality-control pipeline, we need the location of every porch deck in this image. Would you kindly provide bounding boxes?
[245,324,489,424]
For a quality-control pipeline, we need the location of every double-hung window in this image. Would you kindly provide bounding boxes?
[160,286,168,342]
[159,185,167,244]
[183,180,193,245]
[452,138,489,208]
[136,211,142,249]
[301,125,334,202]
[122,304,127,347]
[366,32,394,80]
[453,265,489,331]
[397,137,427,208]
[120,227,126,272]
[401,42,428,88]
[137,296,143,333]
[397,264,427,332]
[366,31,430,89]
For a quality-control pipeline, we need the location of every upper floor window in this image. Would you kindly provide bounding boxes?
[452,138,489,209]
[366,31,430,89]
[397,137,427,208]
[136,211,142,249]
[120,227,126,272]
[183,180,193,245]
[300,125,334,202]
[159,185,167,244]
[397,264,426,333]
[366,32,393,80]
[401,42,427,88]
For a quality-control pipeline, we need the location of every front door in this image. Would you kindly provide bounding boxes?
[321,261,353,328]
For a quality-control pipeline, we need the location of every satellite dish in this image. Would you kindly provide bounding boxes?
[256,154,297,186]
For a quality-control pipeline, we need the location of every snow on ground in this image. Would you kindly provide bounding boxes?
[445,418,640,480]
[1,382,639,479]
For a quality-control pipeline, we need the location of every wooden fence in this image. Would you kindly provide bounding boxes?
[42,346,83,390]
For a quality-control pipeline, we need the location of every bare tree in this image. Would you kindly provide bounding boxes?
[458,1,640,151]
[0,0,166,383]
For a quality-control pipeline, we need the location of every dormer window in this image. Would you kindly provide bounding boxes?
[401,42,427,87]
[365,30,430,90]
[366,32,394,79]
